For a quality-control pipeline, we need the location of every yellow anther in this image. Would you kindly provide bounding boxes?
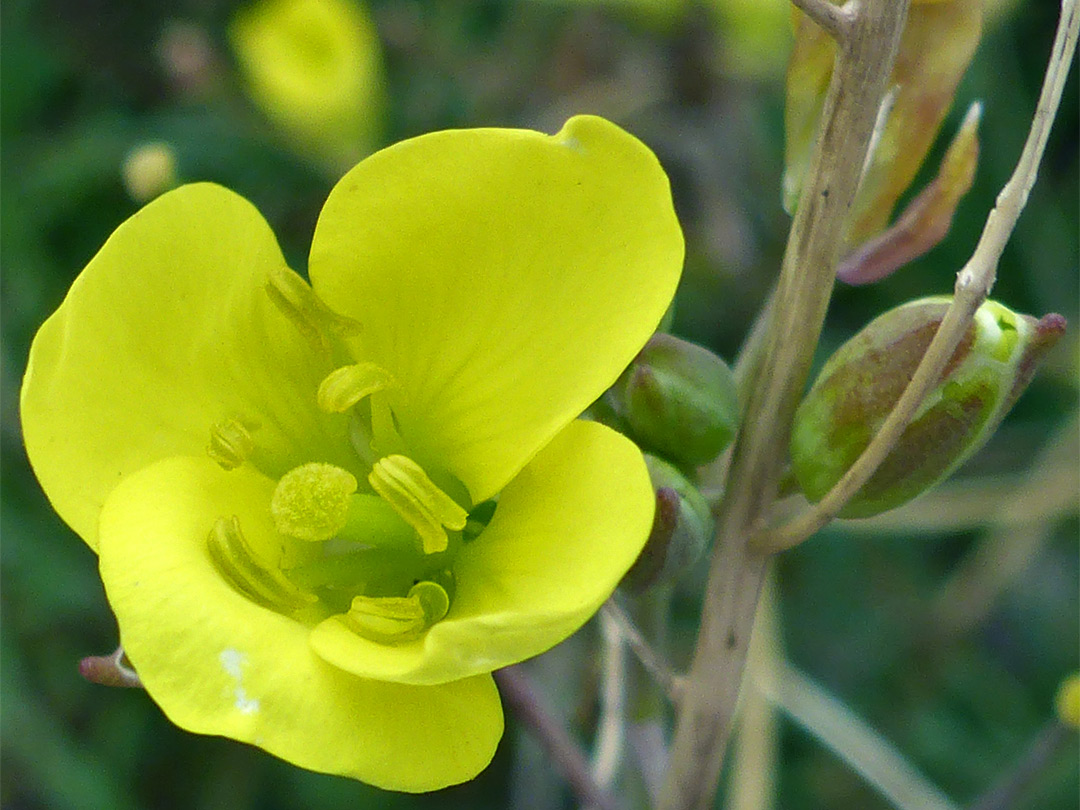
[265,265,362,354]
[368,456,468,555]
[207,418,255,470]
[207,516,316,611]
[317,363,395,413]
[340,580,450,644]
[271,463,358,542]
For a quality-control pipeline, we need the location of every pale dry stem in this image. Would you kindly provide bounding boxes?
[658,2,910,808]
[790,0,855,41]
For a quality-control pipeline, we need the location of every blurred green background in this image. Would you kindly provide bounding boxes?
[1,1,1076,809]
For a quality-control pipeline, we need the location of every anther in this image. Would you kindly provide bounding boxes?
[368,456,468,555]
[271,463,358,542]
[340,580,450,644]
[265,265,362,354]
[317,363,395,413]
[207,418,255,470]
[207,516,316,611]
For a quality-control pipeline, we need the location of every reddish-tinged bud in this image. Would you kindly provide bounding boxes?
[622,455,713,592]
[791,297,1065,518]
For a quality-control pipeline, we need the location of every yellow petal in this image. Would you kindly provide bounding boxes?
[309,115,683,505]
[97,455,502,791]
[310,419,655,685]
[21,183,351,550]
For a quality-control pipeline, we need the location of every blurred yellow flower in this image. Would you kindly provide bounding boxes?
[1056,673,1080,729]
[230,0,384,171]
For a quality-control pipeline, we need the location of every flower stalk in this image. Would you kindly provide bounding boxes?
[659,2,911,808]
[663,2,1077,808]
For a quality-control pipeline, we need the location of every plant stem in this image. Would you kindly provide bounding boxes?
[931,414,1079,639]
[603,598,681,702]
[588,608,628,802]
[760,663,959,810]
[657,2,910,808]
[790,0,854,43]
[495,665,620,810]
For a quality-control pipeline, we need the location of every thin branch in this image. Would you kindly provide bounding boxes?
[758,662,959,810]
[659,1,912,807]
[602,599,682,702]
[587,609,628,803]
[791,0,855,41]
[495,666,620,810]
[726,571,782,810]
[755,0,1080,555]
[966,721,1072,810]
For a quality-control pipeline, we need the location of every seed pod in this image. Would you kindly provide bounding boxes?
[791,297,1065,518]
[611,333,739,469]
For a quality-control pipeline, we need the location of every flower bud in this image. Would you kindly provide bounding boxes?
[122,142,178,203]
[612,334,739,469]
[622,455,713,592]
[791,297,1065,518]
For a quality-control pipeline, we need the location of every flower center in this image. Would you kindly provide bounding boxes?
[204,283,485,645]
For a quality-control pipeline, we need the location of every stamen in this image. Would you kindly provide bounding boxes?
[207,418,255,470]
[271,463,359,542]
[339,580,450,644]
[265,265,362,354]
[207,516,316,611]
[317,363,395,413]
[368,456,468,555]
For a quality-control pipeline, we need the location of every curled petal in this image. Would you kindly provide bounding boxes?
[785,0,982,242]
[838,101,981,285]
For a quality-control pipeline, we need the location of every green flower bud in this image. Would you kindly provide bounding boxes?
[612,334,739,469]
[791,297,1066,518]
[622,455,713,592]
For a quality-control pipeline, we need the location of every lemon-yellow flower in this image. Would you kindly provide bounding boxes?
[21,115,683,790]
[230,0,384,171]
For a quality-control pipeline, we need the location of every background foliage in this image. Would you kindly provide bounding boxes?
[2,1,1076,808]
